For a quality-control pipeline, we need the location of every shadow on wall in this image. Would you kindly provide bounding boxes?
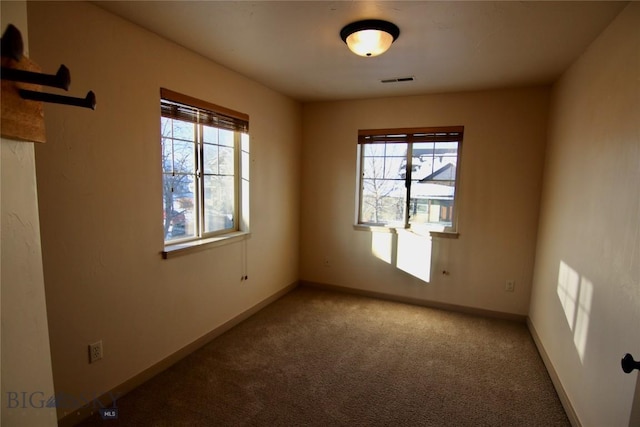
[370,229,433,282]
[557,260,594,364]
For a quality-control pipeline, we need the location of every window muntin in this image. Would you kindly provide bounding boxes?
[161,89,249,245]
[357,127,463,232]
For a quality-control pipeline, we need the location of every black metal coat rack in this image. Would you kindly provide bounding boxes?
[1,24,96,110]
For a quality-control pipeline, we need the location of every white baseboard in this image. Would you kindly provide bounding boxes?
[301,280,527,322]
[527,317,582,427]
[58,281,298,427]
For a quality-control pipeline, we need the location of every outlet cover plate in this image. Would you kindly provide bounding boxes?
[89,340,103,363]
[505,280,515,292]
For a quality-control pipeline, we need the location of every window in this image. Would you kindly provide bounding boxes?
[161,88,249,247]
[357,126,463,233]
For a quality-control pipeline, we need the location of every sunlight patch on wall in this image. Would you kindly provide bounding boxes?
[371,232,394,264]
[557,261,580,326]
[557,260,594,363]
[396,230,431,282]
[573,276,593,362]
[370,230,431,283]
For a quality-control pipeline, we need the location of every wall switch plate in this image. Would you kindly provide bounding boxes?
[505,280,515,292]
[89,340,103,363]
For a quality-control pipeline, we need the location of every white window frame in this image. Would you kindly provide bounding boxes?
[355,126,463,235]
[160,88,250,258]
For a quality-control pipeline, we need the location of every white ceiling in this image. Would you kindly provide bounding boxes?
[94,1,627,102]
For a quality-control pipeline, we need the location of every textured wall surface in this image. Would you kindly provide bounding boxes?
[1,1,57,425]
[529,4,640,426]
[27,1,301,420]
[301,87,550,316]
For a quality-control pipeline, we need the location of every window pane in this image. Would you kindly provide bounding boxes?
[203,145,234,175]
[384,157,405,179]
[362,145,406,227]
[241,151,250,181]
[362,156,406,179]
[363,144,385,157]
[411,142,434,180]
[172,119,195,141]
[161,138,173,174]
[409,195,455,228]
[219,129,234,147]
[202,126,218,144]
[161,117,172,138]
[219,147,234,175]
[203,144,218,174]
[162,174,196,241]
[361,178,405,225]
[362,142,407,157]
[440,155,458,166]
[385,143,407,156]
[172,140,196,173]
[413,142,434,154]
[241,133,250,152]
[362,158,378,179]
[436,141,459,151]
[410,141,459,229]
[362,156,384,179]
[203,175,235,233]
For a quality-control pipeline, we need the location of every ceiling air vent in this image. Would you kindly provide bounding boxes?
[381,76,415,83]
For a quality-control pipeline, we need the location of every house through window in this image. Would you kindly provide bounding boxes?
[357,126,463,233]
[161,88,249,245]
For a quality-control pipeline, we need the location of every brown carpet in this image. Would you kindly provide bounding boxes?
[77,286,569,426]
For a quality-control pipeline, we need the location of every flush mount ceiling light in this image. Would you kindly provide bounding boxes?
[340,19,400,57]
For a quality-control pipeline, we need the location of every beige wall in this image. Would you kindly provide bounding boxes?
[21,1,639,425]
[529,3,639,426]
[300,87,549,315]
[1,1,57,425]
[27,1,301,420]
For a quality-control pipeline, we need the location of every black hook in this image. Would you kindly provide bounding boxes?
[19,89,96,110]
[621,354,640,374]
[1,24,23,61]
[1,64,71,90]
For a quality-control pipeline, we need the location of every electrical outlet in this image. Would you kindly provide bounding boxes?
[505,280,515,292]
[89,340,103,363]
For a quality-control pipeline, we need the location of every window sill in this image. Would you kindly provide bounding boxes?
[429,231,459,239]
[162,231,250,259]
[353,224,397,234]
[353,224,459,239]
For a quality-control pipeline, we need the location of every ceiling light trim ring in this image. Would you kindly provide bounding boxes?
[340,19,400,43]
[340,19,400,57]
